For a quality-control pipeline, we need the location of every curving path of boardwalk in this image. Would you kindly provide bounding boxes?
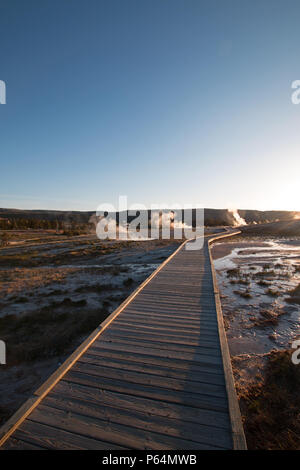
[0,232,246,450]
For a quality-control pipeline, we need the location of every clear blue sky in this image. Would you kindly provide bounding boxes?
[1,0,300,211]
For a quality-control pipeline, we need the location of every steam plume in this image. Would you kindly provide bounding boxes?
[228,208,247,226]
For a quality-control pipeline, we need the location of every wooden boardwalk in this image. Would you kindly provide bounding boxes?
[0,232,246,450]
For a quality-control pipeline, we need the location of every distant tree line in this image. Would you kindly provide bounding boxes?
[0,217,64,230]
[0,217,93,236]
[0,232,9,247]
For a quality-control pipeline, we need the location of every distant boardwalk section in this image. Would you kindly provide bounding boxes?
[0,232,246,450]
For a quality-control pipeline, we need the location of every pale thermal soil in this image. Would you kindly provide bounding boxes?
[0,234,180,426]
[212,237,300,449]
[212,238,300,356]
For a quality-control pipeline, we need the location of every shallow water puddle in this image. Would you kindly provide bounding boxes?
[212,239,300,356]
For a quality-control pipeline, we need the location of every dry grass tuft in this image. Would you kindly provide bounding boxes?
[286,283,300,305]
[239,350,300,449]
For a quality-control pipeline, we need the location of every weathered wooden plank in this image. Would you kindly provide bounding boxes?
[2,436,45,450]
[109,322,220,340]
[113,318,218,332]
[101,326,220,348]
[42,393,232,449]
[119,312,218,328]
[98,334,221,356]
[90,341,223,368]
[64,369,229,413]
[85,345,224,377]
[27,404,221,450]
[79,353,225,386]
[133,305,217,313]
[103,324,221,345]
[72,361,227,398]
[123,308,217,321]
[101,328,220,349]
[55,380,230,429]
[138,289,216,297]
[14,420,126,450]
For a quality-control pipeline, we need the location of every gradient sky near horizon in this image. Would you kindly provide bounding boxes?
[1,0,300,212]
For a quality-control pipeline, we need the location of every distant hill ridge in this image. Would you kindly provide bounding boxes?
[0,208,299,227]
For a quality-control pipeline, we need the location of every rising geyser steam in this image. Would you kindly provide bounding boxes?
[228,208,247,226]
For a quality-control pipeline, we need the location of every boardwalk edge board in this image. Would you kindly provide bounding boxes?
[208,230,247,450]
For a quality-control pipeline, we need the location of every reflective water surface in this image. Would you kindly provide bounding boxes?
[212,239,300,356]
